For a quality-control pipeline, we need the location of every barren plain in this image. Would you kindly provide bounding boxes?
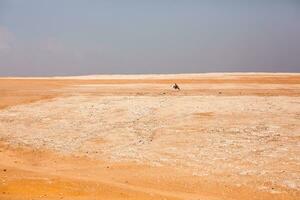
[0,73,299,200]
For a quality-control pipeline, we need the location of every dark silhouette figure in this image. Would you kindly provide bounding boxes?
[172,83,180,90]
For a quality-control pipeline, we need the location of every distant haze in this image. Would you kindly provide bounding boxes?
[0,0,299,76]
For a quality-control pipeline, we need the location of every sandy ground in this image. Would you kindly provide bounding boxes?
[0,73,299,200]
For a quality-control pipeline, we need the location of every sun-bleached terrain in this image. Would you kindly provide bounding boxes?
[0,73,299,200]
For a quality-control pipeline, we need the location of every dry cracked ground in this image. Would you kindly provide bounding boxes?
[0,73,299,200]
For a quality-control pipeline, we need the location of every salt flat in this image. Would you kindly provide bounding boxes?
[0,73,299,200]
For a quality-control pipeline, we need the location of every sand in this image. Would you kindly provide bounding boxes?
[0,73,299,200]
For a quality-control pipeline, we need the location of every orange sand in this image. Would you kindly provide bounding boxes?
[0,73,299,200]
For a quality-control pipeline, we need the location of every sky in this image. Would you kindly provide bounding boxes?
[0,0,299,76]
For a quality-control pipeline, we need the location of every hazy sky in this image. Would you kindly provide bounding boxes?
[0,0,299,76]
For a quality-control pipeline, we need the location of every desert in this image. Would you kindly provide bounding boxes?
[0,73,299,200]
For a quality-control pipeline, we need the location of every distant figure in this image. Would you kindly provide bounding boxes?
[172,83,180,90]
